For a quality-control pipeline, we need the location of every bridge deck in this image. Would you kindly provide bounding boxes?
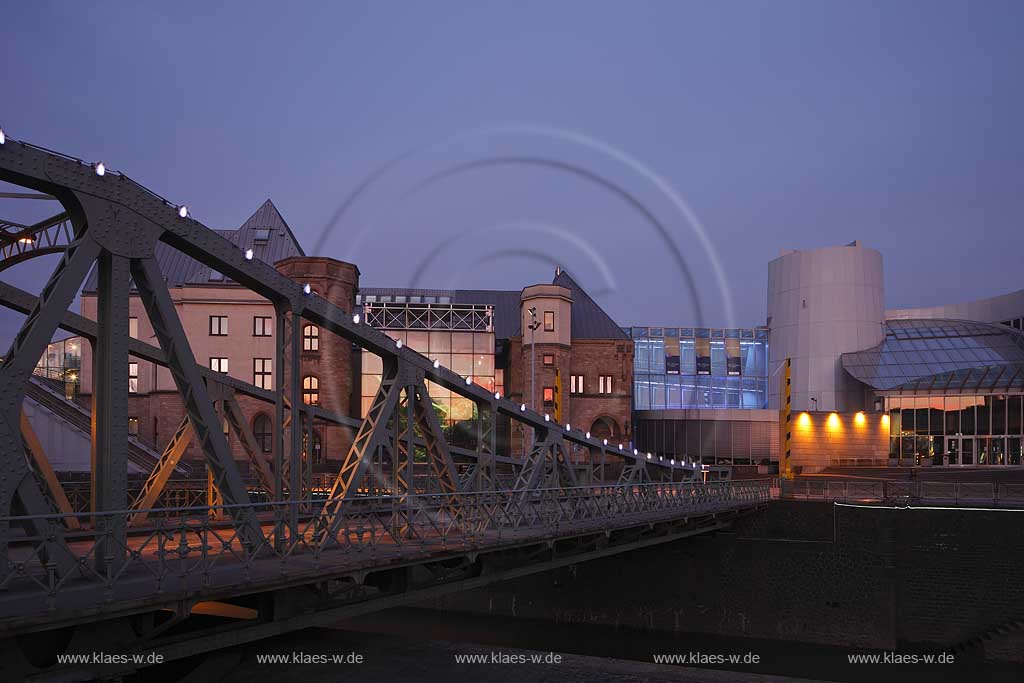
[0,481,769,633]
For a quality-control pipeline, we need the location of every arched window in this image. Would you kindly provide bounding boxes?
[302,376,320,405]
[253,414,272,453]
[302,324,320,352]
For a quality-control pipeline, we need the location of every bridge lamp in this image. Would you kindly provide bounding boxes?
[659,456,664,462]
[633,448,638,456]
[303,283,312,295]
[671,459,675,465]
[544,413,550,422]
[585,431,591,439]
[565,423,571,431]
[602,438,608,446]
[395,339,403,349]
[433,359,440,369]
[18,235,35,245]
[244,248,254,260]
[646,453,652,460]
[494,392,501,400]
[520,403,526,411]
[352,313,360,324]
[93,162,106,176]
[465,376,472,385]
[618,444,623,450]
[0,128,5,145]
[178,205,189,218]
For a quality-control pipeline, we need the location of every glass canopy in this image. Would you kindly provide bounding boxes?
[841,319,1024,393]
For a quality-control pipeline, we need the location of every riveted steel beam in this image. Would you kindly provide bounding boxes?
[90,250,131,572]
[0,235,98,569]
[19,411,78,530]
[130,256,263,548]
[129,416,193,527]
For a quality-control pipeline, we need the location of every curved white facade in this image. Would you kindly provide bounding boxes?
[886,287,1024,325]
[767,242,884,412]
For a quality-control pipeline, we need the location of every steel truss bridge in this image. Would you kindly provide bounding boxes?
[0,136,769,681]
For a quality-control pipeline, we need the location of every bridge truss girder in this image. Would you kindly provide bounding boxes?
[0,135,705,575]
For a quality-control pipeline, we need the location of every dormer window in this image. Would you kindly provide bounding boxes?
[253,228,271,244]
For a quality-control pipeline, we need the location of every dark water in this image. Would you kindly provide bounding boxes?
[328,606,1020,683]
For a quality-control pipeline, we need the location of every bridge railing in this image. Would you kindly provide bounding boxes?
[0,480,769,623]
[779,478,1024,507]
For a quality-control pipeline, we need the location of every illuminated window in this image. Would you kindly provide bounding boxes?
[302,324,319,351]
[253,316,272,336]
[570,374,584,394]
[128,317,138,339]
[128,417,139,435]
[210,357,229,374]
[253,414,272,453]
[128,362,138,394]
[598,375,613,394]
[253,358,272,390]
[302,376,319,405]
[209,315,228,336]
[542,353,554,366]
[543,387,554,405]
[543,311,554,332]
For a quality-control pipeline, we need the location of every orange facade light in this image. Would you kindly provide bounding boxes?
[854,411,866,426]
[798,412,811,428]
[826,412,841,430]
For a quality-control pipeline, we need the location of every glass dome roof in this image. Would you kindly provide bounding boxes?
[841,319,1024,392]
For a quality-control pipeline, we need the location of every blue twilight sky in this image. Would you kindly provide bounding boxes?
[1,0,1022,341]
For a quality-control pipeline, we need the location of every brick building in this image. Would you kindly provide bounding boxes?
[77,200,631,474]
[358,268,634,456]
[78,200,362,474]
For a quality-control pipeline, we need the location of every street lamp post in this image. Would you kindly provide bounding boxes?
[525,307,541,455]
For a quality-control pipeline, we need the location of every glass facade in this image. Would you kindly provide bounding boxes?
[887,394,1024,466]
[843,319,1024,393]
[629,327,768,410]
[361,329,502,427]
[35,336,83,400]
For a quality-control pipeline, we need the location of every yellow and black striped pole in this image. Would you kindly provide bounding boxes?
[779,358,793,480]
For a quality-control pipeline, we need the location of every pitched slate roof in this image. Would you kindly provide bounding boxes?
[552,270,629,340]
[82,199,304,292]
[361,269,628,342]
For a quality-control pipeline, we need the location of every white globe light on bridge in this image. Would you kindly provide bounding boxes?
[352,313,360,324]
[395,339,403,349]
[94,162,106,177]
[433,359,440,369]
[244,248,254,260]
[178,205,189,219]
[303,283,311,295]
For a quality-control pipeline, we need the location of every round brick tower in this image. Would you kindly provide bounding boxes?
[275,256,360,469]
